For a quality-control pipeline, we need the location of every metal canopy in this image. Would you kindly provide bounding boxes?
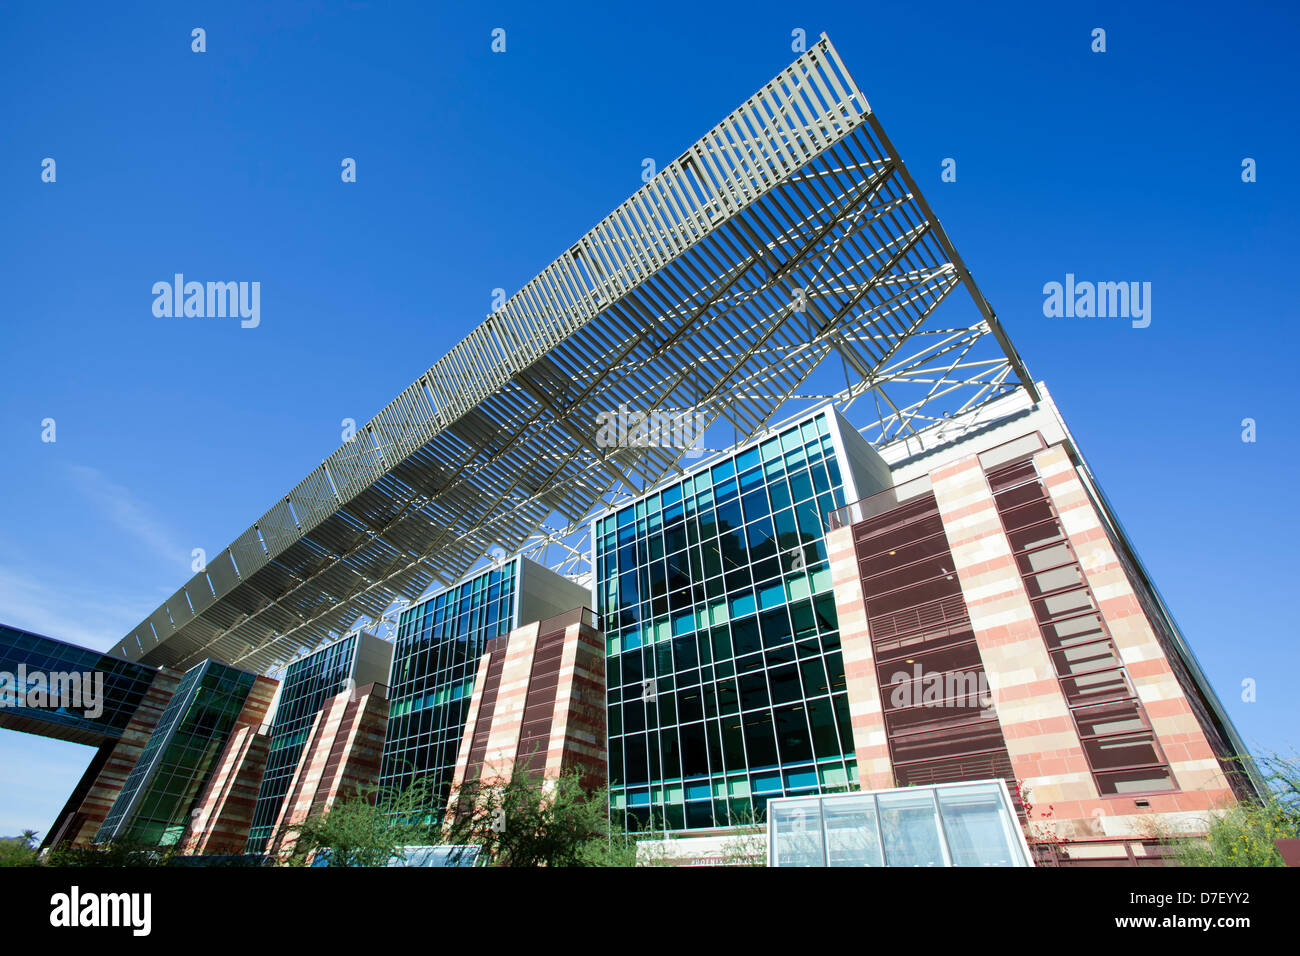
[112,34,1035,674]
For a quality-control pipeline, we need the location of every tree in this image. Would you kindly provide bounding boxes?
[283,776,441,867]
[718,807,768,866]
[0,831,40,867]
[442,768,626,867]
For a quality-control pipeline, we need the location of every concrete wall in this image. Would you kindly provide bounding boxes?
[517,558,591,627]
[831,408,893,504]
[352,630,395,688]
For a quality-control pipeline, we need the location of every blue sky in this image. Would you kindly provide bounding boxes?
[1,0,1296,836]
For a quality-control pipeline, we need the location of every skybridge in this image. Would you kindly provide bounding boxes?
[112,34,1035,675]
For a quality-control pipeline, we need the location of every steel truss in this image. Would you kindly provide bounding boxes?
[113,34,1035,674]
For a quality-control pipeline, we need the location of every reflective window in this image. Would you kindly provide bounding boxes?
[245,635,359,852]
[377,560,518,818]
[597,410,857,830]
[937,785,1024,867]
[97,659,257,846]
[877,789,946,866]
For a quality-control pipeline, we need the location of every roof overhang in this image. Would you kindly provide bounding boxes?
[113,34,1034,673]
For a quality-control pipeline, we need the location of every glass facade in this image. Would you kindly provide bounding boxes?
[245,635,358,853]
[377,560,519,814]
[595,410,858,831]
[0,623,156,742]
[96,659,257,846]
[768,780,1032,867]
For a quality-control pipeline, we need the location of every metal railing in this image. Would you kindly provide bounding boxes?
[1030,835,1175,867]
[827,475,932,531]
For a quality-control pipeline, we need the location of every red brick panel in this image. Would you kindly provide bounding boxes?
[544,618,607,790]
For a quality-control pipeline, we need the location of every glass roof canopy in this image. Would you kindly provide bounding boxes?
[768,779,1034,867]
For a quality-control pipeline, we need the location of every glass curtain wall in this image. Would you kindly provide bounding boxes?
[377,560,518,816]
[96,660,256,846]
[245,635,358,852]
[595,411,858,831]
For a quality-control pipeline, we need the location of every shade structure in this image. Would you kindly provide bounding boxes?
[112,34,1035,676]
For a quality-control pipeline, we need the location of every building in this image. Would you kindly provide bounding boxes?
[823,385,1254,862]
[377,557,589,815]
[94,659,276,847]
[0,623,158,746]
[180,721,273,856]
[1,624,184,848]
[594,407,894,831]
[244,630,392,853]
[5,35,1260,866]
[448,606,606,799]
[590,386,1254,862]
[265,675,392,859]
[108,35,1036,687]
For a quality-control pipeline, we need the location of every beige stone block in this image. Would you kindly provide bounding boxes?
[940,512,997,540]
[862,729,889,748]
[962,573,1030,602]
[951,537,1012,566]
[997,698,1072,727]
[967,604,1035,632]
[1170,760,1229,791]
[1058,509,1099,538]
[1011,729,1082,756]
[982,643,1053,671]
[1130,678,1182,706]
[1089,581,1135,606]
[1099,810,1218,839]
[1115,644,1162,667]
[1149,712,1202,738]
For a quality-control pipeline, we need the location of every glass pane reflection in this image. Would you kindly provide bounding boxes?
[823,794,883,866]
[770,799,823,867]
[768,781,1030,867]
[877,790,945,867]
[937,784,1020,867]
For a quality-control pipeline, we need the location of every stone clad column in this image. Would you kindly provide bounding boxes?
[183,725,270,854]
[825,523,893,791]
[483,621,539,783]
[929,455,1100,834]
[543,615,607,788]
[1034,445,1235,811]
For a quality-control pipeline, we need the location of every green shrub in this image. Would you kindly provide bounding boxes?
[1166,751,1300,867]
[0,831,40,867]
